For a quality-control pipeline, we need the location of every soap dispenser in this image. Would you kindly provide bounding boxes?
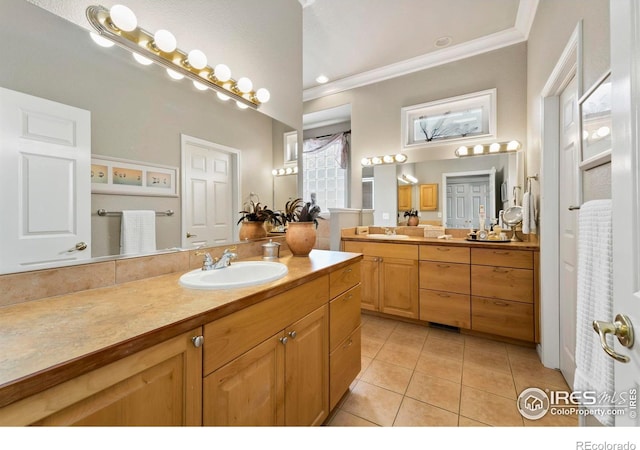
[262,239,281,260]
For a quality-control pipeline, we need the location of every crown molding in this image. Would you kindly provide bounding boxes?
[303,0,539,102]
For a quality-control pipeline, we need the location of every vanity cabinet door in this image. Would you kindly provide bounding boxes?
[2,328,203,426]
[360,256,380,311]
[379,257,419,319]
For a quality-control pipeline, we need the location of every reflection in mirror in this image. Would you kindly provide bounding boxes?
[0,0,296,274]
[366,152,521,228]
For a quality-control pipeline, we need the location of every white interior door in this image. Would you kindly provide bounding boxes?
[0,87,90,273]
[558,75,579,387]
[181,134,237,249]
[609,0,640,426]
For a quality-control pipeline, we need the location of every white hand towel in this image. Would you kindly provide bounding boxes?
[120,210,157,255]
[521,191,537,235]
[573,199,613,426]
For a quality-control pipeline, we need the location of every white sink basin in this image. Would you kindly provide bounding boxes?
[366,234,410,239]
[179,261,288,290]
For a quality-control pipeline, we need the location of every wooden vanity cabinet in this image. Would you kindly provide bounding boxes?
[470,248,535,342]
[0,328,203,426]
[419,245,471,328]
[342,242,419,319]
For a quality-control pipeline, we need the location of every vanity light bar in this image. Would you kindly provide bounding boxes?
[455,140,521,157]
[272,166,298,176]
[86,5,269,110]
[361,153,408,166]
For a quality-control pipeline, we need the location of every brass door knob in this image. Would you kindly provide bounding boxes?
[592,314,634,363]
[186,232,197,238]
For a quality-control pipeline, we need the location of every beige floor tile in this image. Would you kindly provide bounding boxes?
[506,343,539,361]
[328,409,379,426]
[459,386,524,426]
[462,365,517,399]
[393,397,458,426]
[361,321,395,341]
[422,337,465,361]
[386,330,426,350]
[375,341,421,369]
[361,335,385,358]
[341,381,404,427]
[513,373,572,398]
[393,321,430,339]
[358,355,373,379]
[361,360,413,394]
[405,371,461,413]
[510,358,569,390]
[458,416,489,426]
[426,327,466,343]
[464,335,508,355]
[414,352,463,383]
[463,347,512,374]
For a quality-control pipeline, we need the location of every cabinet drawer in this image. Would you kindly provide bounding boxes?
[471,248,533,269]
[419,289,470,329]
[329,261,361,298]
[343,241,418,260]
[471,265,533,303]
[329,285,361,351]
[419,261,470,294]
[471,297,534,342]
[329,326,361,411]
[420,245,470,264]
[203,275,329,375]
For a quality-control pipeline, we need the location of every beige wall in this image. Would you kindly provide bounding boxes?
[526,0,611,195]
[304,43,527,208]
[1,0,301,257]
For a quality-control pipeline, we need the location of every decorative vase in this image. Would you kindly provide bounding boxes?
[407,215,419,226]
[239,221,267,240]
[286,222,316,256]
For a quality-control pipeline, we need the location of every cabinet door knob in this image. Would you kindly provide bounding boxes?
[288,330,297,339]
[437,264,450,269]
[343,293,353,301]
[344,268,353,274]
[191,335,204,348]
[279,336,288,345]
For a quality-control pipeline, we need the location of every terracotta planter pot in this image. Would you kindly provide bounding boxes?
[239,221,267,240]
[286,222,317,256]
[407,216,419,226]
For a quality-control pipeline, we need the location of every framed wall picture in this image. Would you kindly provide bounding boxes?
[579,70,611,169]
[283,131,298,166]
[91,155,178,197]
[401,88,497,150]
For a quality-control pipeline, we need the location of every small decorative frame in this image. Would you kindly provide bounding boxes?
[401,88,497,149]
[283,131,298,166]
[579,70,612,170]
[91,155,178,197]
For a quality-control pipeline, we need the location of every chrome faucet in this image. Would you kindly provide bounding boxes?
[200,252,215,271]
[212,247,238,269]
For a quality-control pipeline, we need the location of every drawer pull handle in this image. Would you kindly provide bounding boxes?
[344,268,353,274]
[438,293,451,298]
[437,264,450,269]
[436,247,450,252]
[191,335,204,348]
[343,339,353,348]
[343,293,353,301]
[279,336,288,345]
[288,330,297,339]
[493,301,509,307]
[493,251,510,255]
[493,267,511,273]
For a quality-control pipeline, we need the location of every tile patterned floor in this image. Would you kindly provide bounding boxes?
[326,313,578,427]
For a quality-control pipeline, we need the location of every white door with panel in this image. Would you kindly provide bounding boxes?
[181,134,237,249]
[0,87,90,273]
[609,0,640,426]
[558,75,579,387]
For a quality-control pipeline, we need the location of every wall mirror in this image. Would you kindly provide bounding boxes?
[579,70,611,169]
[0,0,296,274]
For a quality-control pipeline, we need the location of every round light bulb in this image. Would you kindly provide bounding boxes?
[272,169,278,176]
[278,168,286,175]
[166,69,184,80]
[489,142,501,153]
[293,166,298,173]
[456,146,469,156]
[383,155,394,163]
[213,64,231,82]
[153,29,177,53]
[597,126,610,137]
[133,53,152,65]
[236,77,253,93]
[361,158,371,166]
[316,74,329,84]
[110,4,137,32]
[473,145,484,155]
[256,88,270,103]
[394,154,407,163]
[90,32,114,48]
[187,49,207,70]
[285,167,293,175]
[236,101,249,110]
[372,157,382,165]
[193,80,208,91]
[216,92,230,101]
[507,140,521,151]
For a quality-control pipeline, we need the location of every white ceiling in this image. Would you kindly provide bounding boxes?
[302,0,538,101]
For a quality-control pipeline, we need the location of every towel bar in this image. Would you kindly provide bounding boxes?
[97,209,174,216]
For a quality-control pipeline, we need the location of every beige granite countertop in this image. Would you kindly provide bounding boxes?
[341,234,539,251]
[0,249,362,407]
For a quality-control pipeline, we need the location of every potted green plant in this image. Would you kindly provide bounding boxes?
[237,200,283,240]
[283,198,323,256]
[403,208,420,226]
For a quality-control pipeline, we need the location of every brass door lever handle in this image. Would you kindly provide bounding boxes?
[592,314,634,363]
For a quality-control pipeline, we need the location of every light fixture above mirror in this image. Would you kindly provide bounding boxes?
[86,4,270,110]
[361,153,407,166]
[455,140,521,157]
